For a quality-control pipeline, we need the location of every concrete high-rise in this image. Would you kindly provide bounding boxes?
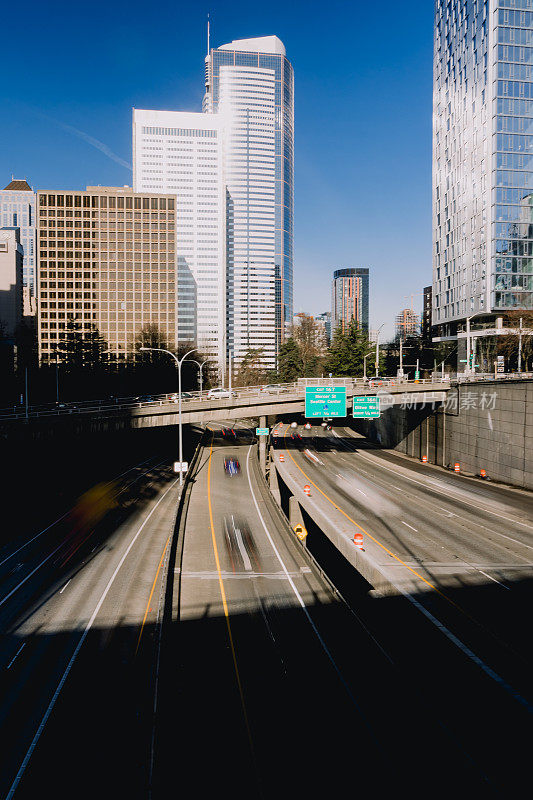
[132,110,225,373]
[0,179,36,306]
[36,187,177,363]
[203,36,294,371]
[0,227,23,340]
[433,1,533,350]
[331,268,369,335]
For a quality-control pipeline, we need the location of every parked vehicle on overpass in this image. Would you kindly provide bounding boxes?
[260,384,290,394]
[290,421,298,428]
[368,376,393,387]
[168,392,193,402]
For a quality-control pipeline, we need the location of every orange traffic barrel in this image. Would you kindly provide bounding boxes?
[454,462,460,473]
[480,468,486,479]
[303,484,311,496]
[279,454,285,462]
[422,455,427,463]
[353,532,364,549]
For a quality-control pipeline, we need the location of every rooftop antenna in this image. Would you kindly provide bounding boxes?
[207,13,210,56]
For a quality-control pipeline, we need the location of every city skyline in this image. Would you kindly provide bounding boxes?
[0,0,434,341]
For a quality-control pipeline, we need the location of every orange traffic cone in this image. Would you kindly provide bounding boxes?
[303,484,311,496]
[422,455,427,463]
[279,454,285,462]
[454,462,460,473]
[353,532,364,550]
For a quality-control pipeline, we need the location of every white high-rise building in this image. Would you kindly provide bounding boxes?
[133,34,294,376]
[204,35,294,371]
[0,179,36,302]
[132,110,225,374]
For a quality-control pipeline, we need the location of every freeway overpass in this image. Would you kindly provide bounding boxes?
[0,378,450,431]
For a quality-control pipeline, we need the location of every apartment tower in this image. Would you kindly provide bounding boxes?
[331,267,369,334]
[433,0,533,348]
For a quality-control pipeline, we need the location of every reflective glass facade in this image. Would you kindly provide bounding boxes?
[331,268,369,334]
[205,40,294,368]
[433,0,533,327]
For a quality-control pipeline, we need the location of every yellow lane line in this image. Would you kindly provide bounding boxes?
[282,425,452,598]
[135,534,171,655]
[206,435,255,752]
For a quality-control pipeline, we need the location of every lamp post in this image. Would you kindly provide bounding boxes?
[518,317,523,373]
[465,311,485,375]
[375,323,385,376]
[363,351,374,381]
[140,346,197,486]
[186,358,208,395]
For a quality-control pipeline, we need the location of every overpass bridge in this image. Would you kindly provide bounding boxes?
[0,379,450,432]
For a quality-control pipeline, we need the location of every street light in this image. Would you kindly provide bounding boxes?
[363,351,374,381]
[465,311,486,375]
[375,323,385,376]
[140,346,197,486]
[185,358,208,395]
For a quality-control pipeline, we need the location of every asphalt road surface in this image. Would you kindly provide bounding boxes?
[154,423,530,798]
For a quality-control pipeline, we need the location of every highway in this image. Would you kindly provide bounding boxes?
[152,423,525,798]
[271,421,533,794]
[0,440,198,799]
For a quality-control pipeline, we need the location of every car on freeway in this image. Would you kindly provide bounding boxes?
[304,422,311,429]
[290,421,298,428]
[207,387,236,399]
[368,376,393,387]
[168,392,193,402]
[260,384,289,394]
[223,456,241,476]
[134,394,154,402]
[223,515,260,572]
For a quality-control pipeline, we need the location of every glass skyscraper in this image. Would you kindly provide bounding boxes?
[331,267,369,334]
[433,0,533,339]
[0,179,36,297]
[204,36,294,370]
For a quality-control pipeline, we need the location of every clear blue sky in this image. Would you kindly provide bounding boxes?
[1,0,434,341]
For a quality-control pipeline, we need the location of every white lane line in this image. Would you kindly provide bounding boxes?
[6,477,180,800]
[6,643,26,670]
[245,446,379,733]
[476,570,511,590]
[0,456,157,570]
[59,580,71,594]
[401,521,418,532]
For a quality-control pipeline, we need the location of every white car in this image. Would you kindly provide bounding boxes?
[207,387,236,399]
[290,421,298,428]
[304,422,311,430]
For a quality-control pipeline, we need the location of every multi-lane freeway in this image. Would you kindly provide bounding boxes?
[0,418,531,798]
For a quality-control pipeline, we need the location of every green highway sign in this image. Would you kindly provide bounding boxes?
[352,396,381,418]
[305,386,347,418]
[256,427,269,436]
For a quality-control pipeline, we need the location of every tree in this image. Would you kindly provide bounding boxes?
[292,313,326,376]
[324,320,378,377]
[235,348,268,386]
[277,337,303,382]
[496,311,533,372]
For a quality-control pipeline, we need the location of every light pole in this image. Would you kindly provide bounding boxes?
[140,346,197,486]
[186,358,208,395]
[375,323,385,376]
[363,351,374,381]
[465,311,485,375]
[518,317,523,373]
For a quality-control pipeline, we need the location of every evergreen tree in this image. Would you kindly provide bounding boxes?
[278,337,303,382]
[324,320,377,376]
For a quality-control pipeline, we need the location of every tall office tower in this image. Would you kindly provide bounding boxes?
[204,35,294,370]
[433,0,533,349]
[395,307,420,341]
[331,268,369,334]
[0,180,36,303]
[132,110,226,374]
[0,228,23,339]
[36,187,177,363]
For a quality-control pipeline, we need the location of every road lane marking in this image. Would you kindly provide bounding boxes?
[59,580,71,594]
[232,519,253,572]
[336,430,533,532]
[135,535,171,655]
[283,427,533,712]
[205,438,255,760]
[401,521,418,532]
[6,643,26,670]
[476,570,511,590]
[6,477,180,800]
[245,445,381,735]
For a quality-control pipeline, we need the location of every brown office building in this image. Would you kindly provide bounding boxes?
[36,186,177,362]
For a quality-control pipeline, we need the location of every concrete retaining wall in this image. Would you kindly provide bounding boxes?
[353,379,533,490]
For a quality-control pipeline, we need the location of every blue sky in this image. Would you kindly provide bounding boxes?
[1,0,434,341]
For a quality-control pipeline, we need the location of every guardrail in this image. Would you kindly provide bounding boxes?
[0,377,455,423]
